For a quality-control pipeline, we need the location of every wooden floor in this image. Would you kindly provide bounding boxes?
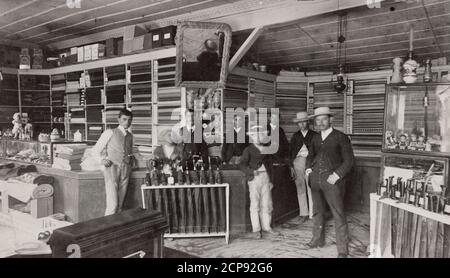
[164,211,370,258]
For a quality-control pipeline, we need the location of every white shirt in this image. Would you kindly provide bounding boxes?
[321,127,333,141]
[270,123,276,130]
[296,129,309,158]
[91,125,134,164]
[234,127,241,133]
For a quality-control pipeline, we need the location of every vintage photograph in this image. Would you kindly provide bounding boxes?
[1,0,450,267]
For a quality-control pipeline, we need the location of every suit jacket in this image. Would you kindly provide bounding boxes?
[306,128,354,179]
[289,129,317,165]
[221,130,249,163]
[239,144,275,183]
[182,129,209,170]
[268,124,289,161]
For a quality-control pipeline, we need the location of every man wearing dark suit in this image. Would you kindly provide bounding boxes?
[179,112,209,170]
[268,112,289,161]
[305,107,354,258]
[289,112,317,223]
[221,114,249,164]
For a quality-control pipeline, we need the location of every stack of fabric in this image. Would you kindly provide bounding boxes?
[106,65,126,86]
[52,145,88,171]
[106,85,126,104]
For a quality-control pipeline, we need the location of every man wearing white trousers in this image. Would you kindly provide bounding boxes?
[92,108,135,216]
[289,112,317,223]
[239,125,280,239]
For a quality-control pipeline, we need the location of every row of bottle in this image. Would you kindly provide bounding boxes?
[144,158,222,186]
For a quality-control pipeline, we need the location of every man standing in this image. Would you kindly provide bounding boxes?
[289,112,317,223]
[181,111,209,170]
[239,125,279,239]
[305,107,354,258]
[268,112,289,160]
[222,114,249,165]
[92,108,135,216]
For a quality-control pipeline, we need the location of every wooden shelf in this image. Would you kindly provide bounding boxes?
[370,193,450,225]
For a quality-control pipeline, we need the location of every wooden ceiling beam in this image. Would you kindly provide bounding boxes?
[46,0,384,50]
[229,27,264,71]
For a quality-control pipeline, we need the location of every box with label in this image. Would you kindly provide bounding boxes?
[91,43,105,60]
[77,47,84,62]
[83,45,92,61]
[151,31,162,48]
[160,25,176,46]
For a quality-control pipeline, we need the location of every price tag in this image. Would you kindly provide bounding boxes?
[419,197,424,205]
[153,34,160,41]
[395,191,400,198]
[409,195,415,202]
[163,33,171,39]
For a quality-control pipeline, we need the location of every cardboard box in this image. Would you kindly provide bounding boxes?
[84,45,92,61]
[160,25,176,46]
[143,33,153,49]
[152,32,162,48]
[77,47,84,62]
[91,45,98,60]
[117,40,123,56]
[19,55,31,69]
[123,37,145,54]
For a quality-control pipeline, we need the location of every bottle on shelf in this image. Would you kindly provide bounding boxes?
[150,160,159,186]
[207,157,214,184]
[176,165,184,185]
[167,163,175,185]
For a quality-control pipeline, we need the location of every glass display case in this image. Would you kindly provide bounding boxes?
[380,154,448,195]
[383,83,450,157]
[0,138,86,167]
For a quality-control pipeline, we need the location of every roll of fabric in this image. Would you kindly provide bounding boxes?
[32,184,54,199]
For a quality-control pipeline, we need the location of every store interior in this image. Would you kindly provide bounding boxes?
[0,0,449,258]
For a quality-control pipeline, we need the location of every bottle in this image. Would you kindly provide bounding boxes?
[207,157,214,184]
[199,165,207,185]
[150,160,159,186]
[214,168,222,184]
[167,164,174,185]
[423,59,432,83]
[185,168,191,185]
[74,130,82,142]
[176,166,184,185]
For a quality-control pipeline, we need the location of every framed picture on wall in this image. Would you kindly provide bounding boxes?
[175,21,232,89]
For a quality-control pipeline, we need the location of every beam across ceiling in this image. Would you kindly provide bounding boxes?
[229,27,264,71]
[46,0,386,50]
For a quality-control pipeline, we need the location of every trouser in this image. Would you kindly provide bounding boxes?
[248,171,273,232]
[104,163,132,216]
[293,156,312,217]
[309,170,349,255]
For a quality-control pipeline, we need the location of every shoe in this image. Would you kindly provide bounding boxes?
[263,229,281,236]
[306,239,325,248]
[250,232,262,239]
[296,216,309,224]
[337,253,348,258]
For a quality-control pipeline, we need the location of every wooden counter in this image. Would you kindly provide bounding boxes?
[3,156,377,232]
[2,160,298,233]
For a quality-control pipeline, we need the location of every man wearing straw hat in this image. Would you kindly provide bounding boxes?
[305,107,354,258]
[289,112,317,224]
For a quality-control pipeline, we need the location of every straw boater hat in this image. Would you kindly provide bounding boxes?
[292,112,309,123]
[309,107,334,119]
